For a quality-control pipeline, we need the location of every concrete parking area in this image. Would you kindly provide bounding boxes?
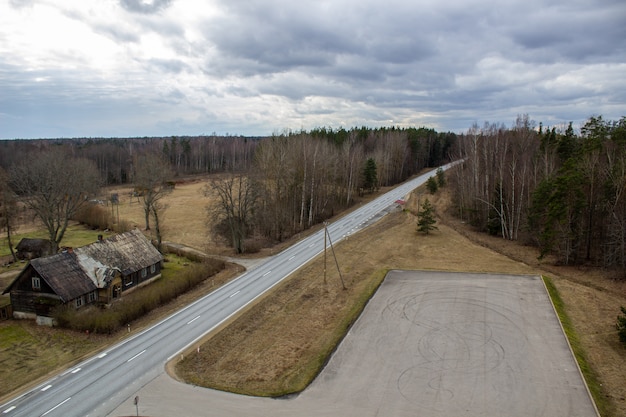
[111,271,599,417]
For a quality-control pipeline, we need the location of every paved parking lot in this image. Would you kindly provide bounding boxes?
[111,271,599,417]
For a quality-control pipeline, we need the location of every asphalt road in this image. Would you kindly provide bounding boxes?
[0,163,458,417]
[109,271,599,417]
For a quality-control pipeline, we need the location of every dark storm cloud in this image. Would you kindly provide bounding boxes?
[508,7,626,63]
[1,0,624,139]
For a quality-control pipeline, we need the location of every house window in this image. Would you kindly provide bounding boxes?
[150,263,156,274]
[141,267,147,278]
[124,275,133,287]
[32,277,41,290]
[88,291,97,303]
[75,296,83,308]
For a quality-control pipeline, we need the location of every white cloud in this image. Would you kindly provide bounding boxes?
[0,0,624,139]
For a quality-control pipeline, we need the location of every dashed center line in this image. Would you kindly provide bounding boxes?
[71,368,81,374]
[262,270,272,277]
[41,385,52,392]
[229,290,240,298]
[288,255,295,260]
[187,315,200,324]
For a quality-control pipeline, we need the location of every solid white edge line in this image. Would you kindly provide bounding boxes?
[42,397,71,416]
[127,350,146,363]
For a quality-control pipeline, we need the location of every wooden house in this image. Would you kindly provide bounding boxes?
[3,229,163,324]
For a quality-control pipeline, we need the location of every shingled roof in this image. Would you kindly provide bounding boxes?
[3,229,163,302]
[75,229,162,277]
[29,252,96,302]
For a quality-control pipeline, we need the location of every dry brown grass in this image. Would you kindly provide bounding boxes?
[3,176,626,415]
[172,185,626,416]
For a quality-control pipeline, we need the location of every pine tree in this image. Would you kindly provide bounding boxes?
[617,307,626,344]
[426,176,438,194]
[436,167,446,187]
[417,198,438,234]
[363,157,378,192]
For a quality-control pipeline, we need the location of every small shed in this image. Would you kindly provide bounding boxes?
[15,238,53,260]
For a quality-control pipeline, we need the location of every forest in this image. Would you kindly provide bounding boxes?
[0,127,455,254]
[451,114,626,274]
[4,113,624,271]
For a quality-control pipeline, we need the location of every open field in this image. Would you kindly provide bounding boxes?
[1,175,626,415]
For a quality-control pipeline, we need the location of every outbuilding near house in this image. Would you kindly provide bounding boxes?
[3,229,163,325]
[15,238,53,260]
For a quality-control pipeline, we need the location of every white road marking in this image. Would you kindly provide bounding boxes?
[98,352,107,358]
[229,291,240,298]
[288,255,295,260]
[42,397,71,416]
[262,271,271,277]
[71,368,81,374]
[41,385,52,391]
[187,315,200,324]
[3,406,16,413]
[127,350,146,363]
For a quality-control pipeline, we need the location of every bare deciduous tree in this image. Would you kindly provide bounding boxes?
[0,167,18,262]
[10,150,101,252]
[134,153,173,251]
[205,172,257,254]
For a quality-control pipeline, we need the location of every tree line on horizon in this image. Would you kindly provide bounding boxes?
[451,114,626,274]
[0,126,456,256]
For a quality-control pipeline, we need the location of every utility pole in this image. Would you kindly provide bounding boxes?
[323,222,328,285]
[324,222,346,290]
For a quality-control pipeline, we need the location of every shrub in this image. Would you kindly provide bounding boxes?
[73,204,132,233]
[74,204,112,230]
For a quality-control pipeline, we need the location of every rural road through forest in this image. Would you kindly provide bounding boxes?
[0,163,460,417]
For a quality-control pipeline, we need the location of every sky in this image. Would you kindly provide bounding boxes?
[0,0,624,139]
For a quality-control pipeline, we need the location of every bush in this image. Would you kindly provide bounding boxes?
[73,204,132,234]
[74,204,112,230]
[617,306,626,344]
[52,259,226,334]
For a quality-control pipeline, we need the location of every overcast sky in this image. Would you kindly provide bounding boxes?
[0,0,624,139]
